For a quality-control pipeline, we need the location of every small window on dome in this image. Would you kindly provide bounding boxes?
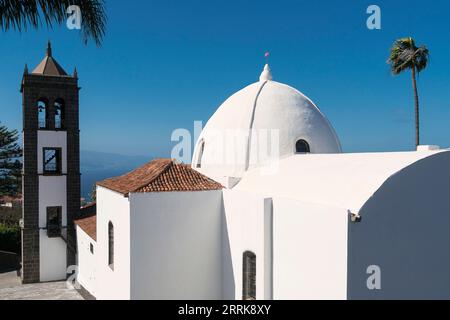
[196,141,205,168]
[295,139,310,154]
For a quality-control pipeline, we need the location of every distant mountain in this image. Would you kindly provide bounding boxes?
[81,150,151,200]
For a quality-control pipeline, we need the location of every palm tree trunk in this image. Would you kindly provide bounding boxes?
[411,66,420,147]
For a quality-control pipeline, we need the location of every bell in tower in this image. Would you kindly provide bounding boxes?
[21,42,80,283]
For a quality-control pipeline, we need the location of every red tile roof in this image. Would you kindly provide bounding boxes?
[75,215,96,241]
[97,159,223,196]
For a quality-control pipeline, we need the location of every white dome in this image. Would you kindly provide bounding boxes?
[192,64,342,179]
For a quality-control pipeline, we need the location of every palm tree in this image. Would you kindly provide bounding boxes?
[388,37,429,147]
[0,0,106,45]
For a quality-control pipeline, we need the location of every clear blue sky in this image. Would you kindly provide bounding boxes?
[1,0,450,156]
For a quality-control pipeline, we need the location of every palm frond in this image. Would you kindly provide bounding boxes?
[414,46,429,73]
[387,37,429,75]
[0,0,107,46]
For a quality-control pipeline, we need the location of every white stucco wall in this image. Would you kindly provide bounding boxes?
[348,151,450,299]
[76,226,97,297]
[222,190,272,300]
[223,190,347,300]
[37,130,68,282]
[272,198,348,300]
[38,176,67,282]
[95,186,131,300]
[129,190,223,300]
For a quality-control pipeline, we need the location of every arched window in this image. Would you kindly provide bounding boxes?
[54,99,65,129]
[108,221,114,269]
[38,99,48,129]
[242,251,256,300]
[295,139,310,153]
[196,140,205,168]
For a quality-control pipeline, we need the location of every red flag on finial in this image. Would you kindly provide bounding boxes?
[264,52,270,64]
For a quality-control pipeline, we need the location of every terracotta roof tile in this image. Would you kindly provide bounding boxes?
[75,215,96,241]
[97,159,223,195]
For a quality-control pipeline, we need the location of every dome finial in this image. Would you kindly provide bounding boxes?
[259,52,273,81]
[259,63,273,82]
[46,40,52,57]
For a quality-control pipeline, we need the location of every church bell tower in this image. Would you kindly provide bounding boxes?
[21,42,80,283]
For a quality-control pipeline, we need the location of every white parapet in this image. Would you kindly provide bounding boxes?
[417,145,440,151]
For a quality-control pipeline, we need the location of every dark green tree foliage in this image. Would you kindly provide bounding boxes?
[0,123,22,196]
[0,222,21,253]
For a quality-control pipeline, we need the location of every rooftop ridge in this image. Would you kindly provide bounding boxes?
[97,158,222,195]
[130,159,174,193]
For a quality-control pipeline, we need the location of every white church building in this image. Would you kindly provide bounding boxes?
[75,64,450,300]
[22,45,450,300]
